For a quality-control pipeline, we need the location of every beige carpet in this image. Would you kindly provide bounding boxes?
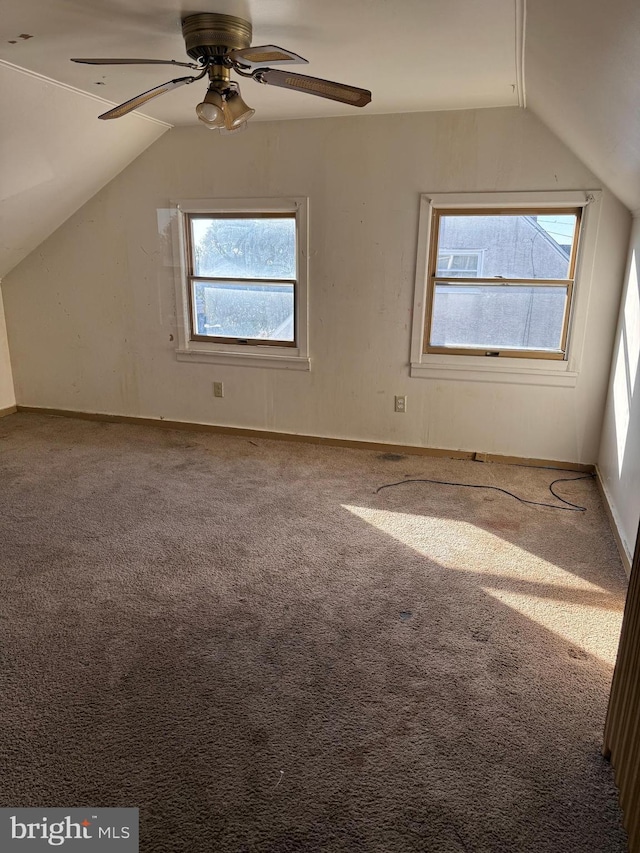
[0,413,629,852]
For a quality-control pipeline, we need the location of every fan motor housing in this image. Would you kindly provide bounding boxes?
[182,13,252,61]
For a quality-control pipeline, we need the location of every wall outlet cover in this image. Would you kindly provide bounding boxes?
[395,395,406,413]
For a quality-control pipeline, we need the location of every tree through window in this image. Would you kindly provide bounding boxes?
[187,213,297,345]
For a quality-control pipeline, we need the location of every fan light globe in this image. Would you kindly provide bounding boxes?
[196,101,224,124]
[196,88,225,127]
[224,91,255,129]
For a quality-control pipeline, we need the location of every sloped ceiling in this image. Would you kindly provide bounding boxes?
[526,0,640,212]
[0,61,167,278]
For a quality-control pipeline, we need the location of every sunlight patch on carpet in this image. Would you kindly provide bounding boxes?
[343,505,623,664]
[482,588,623,665]
[343,505,606,590]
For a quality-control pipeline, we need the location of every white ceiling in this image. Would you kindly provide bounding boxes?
[2,0,640,281]
[0,0,522,125]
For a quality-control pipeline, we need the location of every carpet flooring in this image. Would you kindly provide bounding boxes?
[0,413,629,852]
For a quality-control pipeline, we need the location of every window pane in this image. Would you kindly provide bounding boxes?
[192,217,296,279]
[437,252,481,277]
[437,214,577,279]
[430,284,567,351]
[194,281,294,341]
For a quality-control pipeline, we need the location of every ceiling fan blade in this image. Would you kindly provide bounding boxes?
[228,45,308,67]
[255,69,371,107]
[98,75,198,120]
[72,58,199,69]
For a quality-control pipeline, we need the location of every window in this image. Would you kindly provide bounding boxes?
[188,213,296,346]
[437,250,483,278]
[172,198,309,370]
[410,191,600,385]
[427,208,581,358]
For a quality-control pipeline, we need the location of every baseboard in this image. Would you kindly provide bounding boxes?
[15,405,594,473]
[0,404,17,418]
[473,451,593,473]
[595,466,632,577]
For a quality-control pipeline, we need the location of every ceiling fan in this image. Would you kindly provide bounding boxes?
[71,12,372,132]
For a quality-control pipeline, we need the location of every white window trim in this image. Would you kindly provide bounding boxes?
[171,197,310,370]
[409,190,602,386]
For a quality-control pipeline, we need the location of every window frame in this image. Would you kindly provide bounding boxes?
[171,197,310,370]
[425,206,582,360]
[186,211,298,348]
[410,191,602,386]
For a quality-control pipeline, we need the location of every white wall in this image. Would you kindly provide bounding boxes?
[598,216,640,561]
[1,107,631,463]
[0,285,15,410]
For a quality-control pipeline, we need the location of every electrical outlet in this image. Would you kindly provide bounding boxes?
[213,381,224,398]
[394,395,407,413]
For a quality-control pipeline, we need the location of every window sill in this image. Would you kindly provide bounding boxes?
[176,347,311,370]
[410,356,578,387]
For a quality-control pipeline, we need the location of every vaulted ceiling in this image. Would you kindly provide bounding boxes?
[526,0,640,215]
[1,0,639,279]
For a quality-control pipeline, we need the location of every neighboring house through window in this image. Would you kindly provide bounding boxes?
[428,209,580,358]
[410,191,601,386]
